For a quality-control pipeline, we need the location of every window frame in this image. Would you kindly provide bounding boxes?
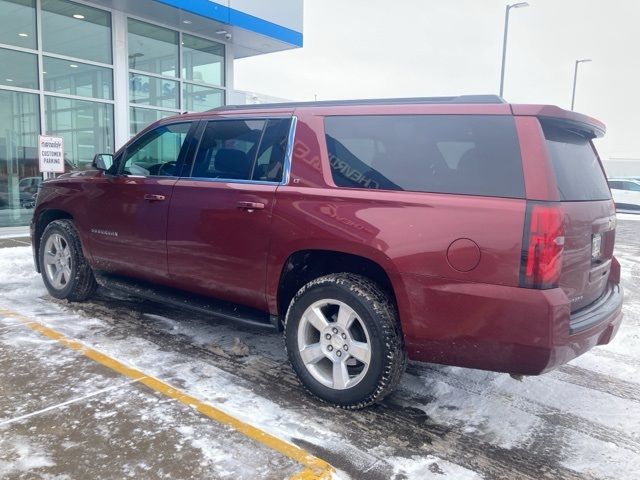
[185,116,297,186]
[116,120,197,178]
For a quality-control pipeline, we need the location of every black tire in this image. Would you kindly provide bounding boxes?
[39,219,97,302]
[285,273,406,409]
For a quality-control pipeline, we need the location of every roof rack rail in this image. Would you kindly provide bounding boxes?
[210,95,505,111]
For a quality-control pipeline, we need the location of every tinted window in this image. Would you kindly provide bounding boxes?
[0,48,38,89]
[122,122,191,176]
[608,181,621,190]
[542,121,611,201]
[42,0,112,64]
[43,56,113,100]
[252,118,292,182]
[324,115,524,198]
[127,18,178,76]
[191,120,265,180]
[0,0,37,49]
[624,181,640,192]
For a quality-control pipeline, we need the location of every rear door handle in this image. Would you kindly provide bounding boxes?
[237,201,265,211]
[144,194,166,202]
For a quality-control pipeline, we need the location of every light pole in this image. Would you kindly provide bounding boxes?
[499,2,529,98]
[571,59,592,110]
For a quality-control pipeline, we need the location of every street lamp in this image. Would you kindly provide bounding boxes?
[499,2,529,98]
[571,58,592,111]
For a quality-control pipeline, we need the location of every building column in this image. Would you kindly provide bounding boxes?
[225,44,234,106]
[112,9,130,150]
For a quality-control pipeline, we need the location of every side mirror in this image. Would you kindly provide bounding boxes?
[92,153,114,172]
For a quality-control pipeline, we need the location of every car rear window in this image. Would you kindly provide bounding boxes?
[541,121,611,201]
[324,115,524,198]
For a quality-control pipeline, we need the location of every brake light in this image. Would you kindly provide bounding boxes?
[520,202,565,289]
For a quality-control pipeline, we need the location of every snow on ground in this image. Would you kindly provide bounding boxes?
[1,218,639,479]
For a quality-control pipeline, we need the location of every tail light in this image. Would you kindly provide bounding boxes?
[520,202,565,289]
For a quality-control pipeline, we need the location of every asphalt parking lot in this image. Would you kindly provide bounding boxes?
[1,215,639,479]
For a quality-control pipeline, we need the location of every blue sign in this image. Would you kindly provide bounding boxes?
[152,0,303,47]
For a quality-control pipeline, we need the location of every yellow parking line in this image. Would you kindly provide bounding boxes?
[0,309,334,480]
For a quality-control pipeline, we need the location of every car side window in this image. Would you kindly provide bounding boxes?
[624,181,640,192]
[190,120,265,180]
[122,123,192,177]
[252,118,292,182]
[325,115,525,198]
[608,181,621,189]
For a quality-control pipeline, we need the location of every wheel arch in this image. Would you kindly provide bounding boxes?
[275,249,402,322]
[33,209,74,272]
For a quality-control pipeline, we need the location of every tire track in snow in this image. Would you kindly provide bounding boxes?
[555,364,640,402]
[407,363,640,455]
[38,294,595,480]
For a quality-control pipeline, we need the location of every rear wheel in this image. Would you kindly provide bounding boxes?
[39,219,97,301]
[285,273,406,409]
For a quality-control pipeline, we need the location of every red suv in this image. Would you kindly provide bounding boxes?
[31,95,623,408]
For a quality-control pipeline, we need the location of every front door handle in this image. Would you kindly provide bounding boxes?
[237,201,265,211]
[144,194,166,202]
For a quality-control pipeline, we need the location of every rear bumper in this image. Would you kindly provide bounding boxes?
[400,273,623,375]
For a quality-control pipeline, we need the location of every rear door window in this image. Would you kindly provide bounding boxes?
[324,115,524,198]
[190,118,292,182]
[541,121,611,201]
[191,119,265,180]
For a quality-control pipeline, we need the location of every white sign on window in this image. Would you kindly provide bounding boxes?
[38,135,65,173]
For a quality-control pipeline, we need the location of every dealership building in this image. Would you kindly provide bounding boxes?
[0,0,303,229]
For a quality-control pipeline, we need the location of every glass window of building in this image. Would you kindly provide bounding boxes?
[130,107,175,136]
[44,57,113,100]
[0,0,37,49]
[45,96,114,170]
[183,83,224,112]
[130,73,179,109]
[128,19,178,77]
[0,48,38,89]
[0,90,40,228]
[41,0,112,65]
[182,34,224,86]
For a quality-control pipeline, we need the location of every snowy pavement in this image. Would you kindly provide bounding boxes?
[0,215,639,479]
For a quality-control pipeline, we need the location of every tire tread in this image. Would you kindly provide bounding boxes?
[40,219,97,302]
[285,273,406,409]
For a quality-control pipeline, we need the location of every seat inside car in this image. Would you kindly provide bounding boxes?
[213,148,251,179]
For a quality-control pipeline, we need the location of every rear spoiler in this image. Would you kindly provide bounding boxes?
[510,104,606,138]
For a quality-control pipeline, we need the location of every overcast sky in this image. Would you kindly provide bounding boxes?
[235,0,640,160]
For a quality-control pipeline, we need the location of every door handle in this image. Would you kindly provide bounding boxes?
[144,194,166,202]
[237,201,265,211]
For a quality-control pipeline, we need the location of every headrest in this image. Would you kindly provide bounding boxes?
[215,149,249,177]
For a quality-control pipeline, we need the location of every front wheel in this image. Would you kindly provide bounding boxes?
[39,219,97,302]
[285,273,406,409]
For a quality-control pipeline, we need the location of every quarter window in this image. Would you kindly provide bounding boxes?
[325,115,525,198]
[122,123,191,177]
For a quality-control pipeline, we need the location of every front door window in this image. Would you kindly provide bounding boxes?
[122,122,191,177]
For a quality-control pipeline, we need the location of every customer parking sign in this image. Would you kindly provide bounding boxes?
[38,135,65,173]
